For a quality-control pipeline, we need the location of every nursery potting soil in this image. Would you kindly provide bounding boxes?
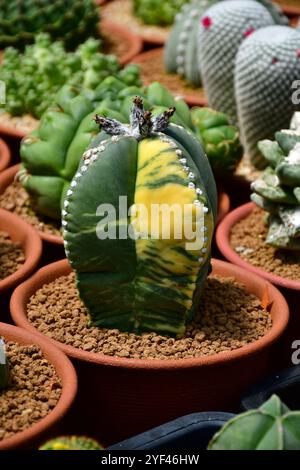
[230,207,300,281]
[0,182,61,237]
[26,273,272,360]
[0,231,24,280]
[0,342,61,441]
[0,113,38,135]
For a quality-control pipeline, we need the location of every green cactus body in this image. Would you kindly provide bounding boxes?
[198,0,276,125]
[251,124,300,250]
[208,395,300,450]
[20,81,200,222]
[39,436,103,450]
[0,339,9,391]
[191,107,243,174]
[164,0,219,87]
[235,25,300,169]
[132,0,189,26]
[62,98,217,335]
[0,0,99,50]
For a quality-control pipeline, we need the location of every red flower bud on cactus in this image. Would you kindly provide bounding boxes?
[243,28,255,38]
[201,16,212,29]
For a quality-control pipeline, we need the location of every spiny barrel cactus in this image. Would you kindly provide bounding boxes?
[235,25,300,169]
[251,125,300,250]
[0,339,9,391]
[20,80,193,221]
[191,107,243,174]
[62,97,217,336]
[39,436,103,450]
[0,0,99,50]
[198,0,276,125]
[133,0,189,26]
[208,395,300,450]
[164,0,218,87]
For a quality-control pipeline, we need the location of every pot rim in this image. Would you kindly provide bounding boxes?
[0,208,42,293]
[130,47,207,107]
[10,257,289,371]
[216,201,300,292]
[0,164,63,245]
[0,138,11,172]
[101,20,143,66]
[0,322,77,450]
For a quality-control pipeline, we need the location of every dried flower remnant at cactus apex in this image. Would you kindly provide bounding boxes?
[62,97,217,336]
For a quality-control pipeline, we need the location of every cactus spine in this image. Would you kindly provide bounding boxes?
[251,121,300,250]
[62,97,217,336]
[198,0,276,125]
[0,339,9,391]
[208,395,300,450]
[235,25,300,169]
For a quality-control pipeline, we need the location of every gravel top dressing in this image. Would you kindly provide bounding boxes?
[0,231,25,280]
[26,273,272,360]
[0,181,61,237]
[0,341,61,441]
[230,207,300,282]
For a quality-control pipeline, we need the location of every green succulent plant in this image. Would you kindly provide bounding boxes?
[62,96,217,335]
[191,107,243,174]
[0,34,140,119]
[0,339,9,391]
[133,0,189,26]
[0,0,99,50]
[39,436,103,450]
[251,122,300,251]
[208,395,300,450]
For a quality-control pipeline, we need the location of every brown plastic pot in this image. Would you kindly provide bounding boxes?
[0,138,11,172]
[131,48,207,107]
[10,258,289,446]
[216,202,300,368]
[0,322,77,449]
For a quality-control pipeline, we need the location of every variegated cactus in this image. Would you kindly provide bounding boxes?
[62,97,217,335]
[251,119,300,250]
[235,25,300,169]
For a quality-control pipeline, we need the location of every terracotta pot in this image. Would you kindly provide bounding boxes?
[0,322,77,450]
[131,48,207,107]
[281,4,300,17]
[0,138,11,172]
[101,20,143,66]
[10,258,289,446]
[217,189,230,225]
[0,165,63,252]
[216,202,300,368]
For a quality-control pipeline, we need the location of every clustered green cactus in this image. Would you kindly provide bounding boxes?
[20,80,242,222]
[165,0,287,88]
[0,34,140,119]
[197,0,300,169]
[0,339,9,391]
[191,107,243,174]
[39,436,103,450]
[62,96,217,335]
[208,395,300,450]
[251,118,300,251]
[0,0,99,50]
[133,0,189,26]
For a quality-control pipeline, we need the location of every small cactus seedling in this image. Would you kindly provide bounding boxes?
[63,97,217,336]
[198,0,276,125]
[251,122,300,250]
[235,25,300,169]
[191,107,243,174]
[0,339,9,391]
[208,395,300,450]
[39,436,103,450]
[133,0,189,26]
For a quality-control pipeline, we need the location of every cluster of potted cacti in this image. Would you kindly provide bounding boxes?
[1,0,300,454]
